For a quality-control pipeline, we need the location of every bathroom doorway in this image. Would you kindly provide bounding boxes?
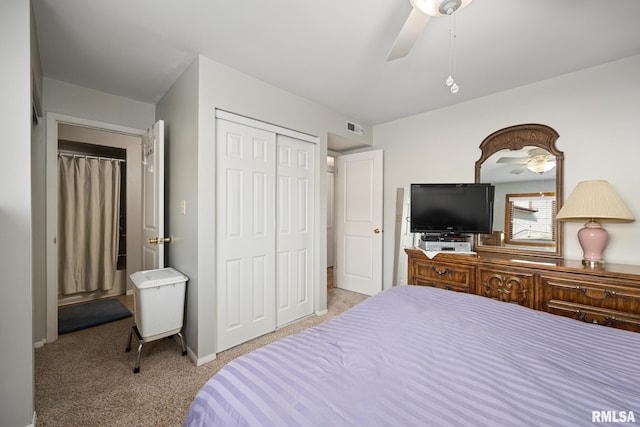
[56,124,143,307]
[45,115,145,342]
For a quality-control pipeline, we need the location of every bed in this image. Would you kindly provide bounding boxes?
[184,285,640,426]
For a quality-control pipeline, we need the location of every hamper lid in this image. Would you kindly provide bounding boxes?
[130,267,188,288]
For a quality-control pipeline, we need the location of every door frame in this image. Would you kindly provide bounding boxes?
[45,113,145,343]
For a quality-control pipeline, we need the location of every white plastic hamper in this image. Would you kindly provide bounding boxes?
[130,267,188,341]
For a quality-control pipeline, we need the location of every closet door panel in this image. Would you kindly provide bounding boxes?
[276,135,315,326]
[277,251,291,310]
[216,119,276,352]
[223,259,242,329]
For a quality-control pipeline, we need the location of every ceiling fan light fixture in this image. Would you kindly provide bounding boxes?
[410,0,473,17]
[526,158,556,174]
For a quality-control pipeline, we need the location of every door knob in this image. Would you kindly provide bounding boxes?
[374,228,381,234]
[148,237,172,245]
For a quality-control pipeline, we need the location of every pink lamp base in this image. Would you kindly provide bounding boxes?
[577,221,608,267]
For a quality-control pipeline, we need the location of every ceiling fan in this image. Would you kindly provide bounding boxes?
[387,0,473,61]
[496,148,557,175]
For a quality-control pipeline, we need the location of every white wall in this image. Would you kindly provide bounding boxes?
[374,55,640,289]
[155,59,201,358]
[1,2,34,426]
[43,78,155,129]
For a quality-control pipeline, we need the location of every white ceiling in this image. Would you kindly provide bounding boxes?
[33,0,640,126]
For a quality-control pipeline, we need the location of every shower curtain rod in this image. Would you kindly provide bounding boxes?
[58,152,126,163]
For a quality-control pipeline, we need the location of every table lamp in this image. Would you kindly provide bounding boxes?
[556,180,634,267]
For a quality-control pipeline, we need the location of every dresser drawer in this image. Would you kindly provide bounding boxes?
[540,275,640,332]
[544,301,640,332]
[476,267,536,308]
[411,259,473,292]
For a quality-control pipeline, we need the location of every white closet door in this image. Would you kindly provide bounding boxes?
[216,119,276,352]
[276,135,315,327]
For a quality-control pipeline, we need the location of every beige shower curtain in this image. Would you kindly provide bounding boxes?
[58,155,121,295]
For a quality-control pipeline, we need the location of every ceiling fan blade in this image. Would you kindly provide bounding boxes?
[527,148,551,157]
[386,8,431,61]
[497,157,528,164]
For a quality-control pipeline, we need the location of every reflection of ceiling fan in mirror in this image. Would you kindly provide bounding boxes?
[387,0,473,61]
[497,148,557,175]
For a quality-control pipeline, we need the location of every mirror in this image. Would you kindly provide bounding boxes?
[475,124,564,258]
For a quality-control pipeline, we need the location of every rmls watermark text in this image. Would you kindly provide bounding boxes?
[592,411,636,423]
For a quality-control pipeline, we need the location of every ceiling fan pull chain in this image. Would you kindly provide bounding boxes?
[450,12,459,93]
[446,9,459,93]
[446,12,454,87]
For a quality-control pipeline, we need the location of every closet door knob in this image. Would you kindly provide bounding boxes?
[374,228,381,234]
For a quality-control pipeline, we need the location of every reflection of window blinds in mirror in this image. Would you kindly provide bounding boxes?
[508,195,556,241]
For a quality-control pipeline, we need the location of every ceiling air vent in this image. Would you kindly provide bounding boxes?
[346,121,364,136]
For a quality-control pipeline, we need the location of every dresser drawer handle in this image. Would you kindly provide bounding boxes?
[426,281,451,290]
[577,311,613,326]
[576,287,614,299]
[432,266,450,276]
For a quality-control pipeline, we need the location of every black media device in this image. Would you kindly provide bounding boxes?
[410,183,495,235]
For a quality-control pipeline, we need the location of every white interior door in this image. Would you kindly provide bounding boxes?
[276,135,315,327]
[335,150,384,296]
[216,119,277,352]
[141,120,165,270]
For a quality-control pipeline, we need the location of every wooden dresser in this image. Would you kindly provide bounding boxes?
[406,249,640,333]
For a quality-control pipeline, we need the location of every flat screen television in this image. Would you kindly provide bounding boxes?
[410,183,495,235]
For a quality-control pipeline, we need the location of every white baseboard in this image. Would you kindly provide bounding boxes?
[33,339,46,349]
[194,349,217,366]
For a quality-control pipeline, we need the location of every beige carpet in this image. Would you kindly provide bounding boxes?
[35,288,368,426]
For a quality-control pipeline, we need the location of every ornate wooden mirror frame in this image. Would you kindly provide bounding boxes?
[475,123,564,259]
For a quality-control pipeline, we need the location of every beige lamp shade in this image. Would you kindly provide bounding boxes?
[556,180,635,223]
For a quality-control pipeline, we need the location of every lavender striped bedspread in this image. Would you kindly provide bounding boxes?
[185,286,640,426]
